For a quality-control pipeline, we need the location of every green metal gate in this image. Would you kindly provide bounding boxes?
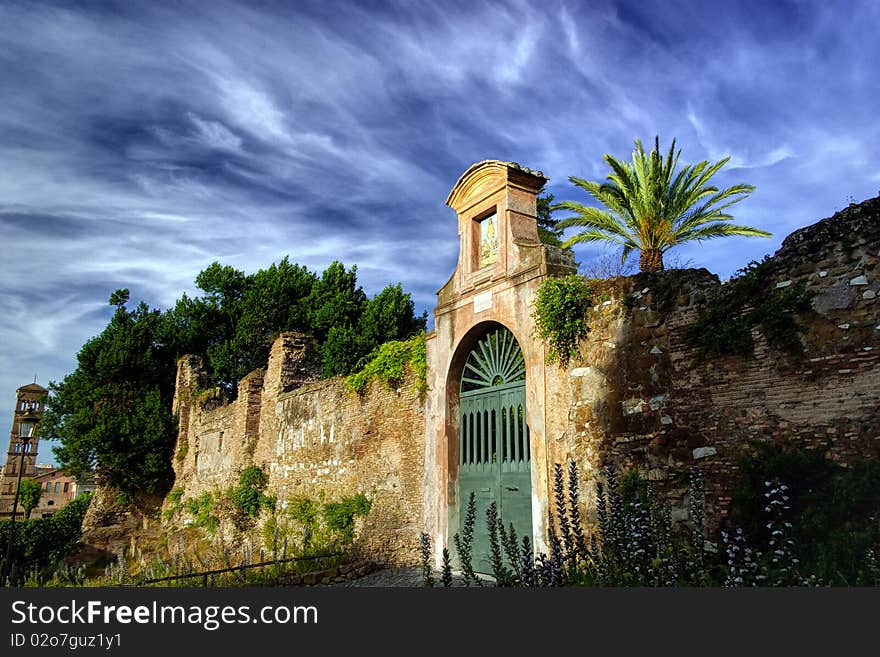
[458,328,532,574]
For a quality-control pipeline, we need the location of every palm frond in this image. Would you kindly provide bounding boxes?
[555,205,634,239]
[561,230,631,249]
[554,137,764,271]
[676,223,772,243]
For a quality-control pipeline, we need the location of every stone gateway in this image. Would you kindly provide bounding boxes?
[163,161,880,569]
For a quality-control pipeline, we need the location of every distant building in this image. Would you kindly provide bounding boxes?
[0,382,46,518]
[0,383,94,520]
[30,468,77,519]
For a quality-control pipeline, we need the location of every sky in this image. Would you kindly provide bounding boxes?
[1,0,878,466]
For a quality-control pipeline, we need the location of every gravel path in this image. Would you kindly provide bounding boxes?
[326,566,487,587]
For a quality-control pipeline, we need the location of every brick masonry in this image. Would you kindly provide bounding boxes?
[171,333,426,565]
[543,196,880,532]
[168,184,879,564]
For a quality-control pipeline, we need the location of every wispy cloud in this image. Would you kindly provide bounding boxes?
[1,0,878,462]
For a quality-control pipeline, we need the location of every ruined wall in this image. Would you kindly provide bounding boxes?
[543,196,880,530]
[170,193,879,562]
[170,333,426,565]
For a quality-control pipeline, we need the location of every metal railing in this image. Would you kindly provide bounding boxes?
[124,552,342,587]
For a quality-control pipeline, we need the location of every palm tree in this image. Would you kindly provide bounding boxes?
[553,137,771,272]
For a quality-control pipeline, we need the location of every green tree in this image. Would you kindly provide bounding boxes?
[306,262,368,375]
[164,258,317,398]
[18,479,43,519]
[357,283,426,351]
[41,290,177,498]
[191,262,248,397]
[553,137,770,272]
[536,193,563,246]
[307,261,367,342]
[234,257,316,365]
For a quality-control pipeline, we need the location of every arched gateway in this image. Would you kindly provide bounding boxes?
[423,161,576,568]
[458,325,531,572]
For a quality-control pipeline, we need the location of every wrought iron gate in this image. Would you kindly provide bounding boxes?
[458,327,532,574]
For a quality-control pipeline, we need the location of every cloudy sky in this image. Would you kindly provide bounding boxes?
[1,0,878,465]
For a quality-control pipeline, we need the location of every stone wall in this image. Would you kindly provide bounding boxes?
[542,196,880,531]
[169,193,879,561]
[170,333,426,565]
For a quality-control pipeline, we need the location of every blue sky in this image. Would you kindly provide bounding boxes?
[1,1,879,466]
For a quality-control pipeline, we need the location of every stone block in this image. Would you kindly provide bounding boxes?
[813,283,855,314]
[693,446,717,460]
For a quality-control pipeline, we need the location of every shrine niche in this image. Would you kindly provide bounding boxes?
[423,160,576,564]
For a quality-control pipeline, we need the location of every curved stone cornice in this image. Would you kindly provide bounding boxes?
[446,160,546,214]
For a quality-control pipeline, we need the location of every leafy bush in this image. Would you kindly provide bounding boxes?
[345,334,427,394]
[532,275,593,367]
[729,443,880,585]
[263,492,372,560]
[436,454,879,587]
[229,466,275,529]
[686,258,813,358]
[322,493,371,544]
[0,492,93,584]
[183,492,219,533]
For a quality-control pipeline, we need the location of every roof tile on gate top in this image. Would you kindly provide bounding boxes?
[505,161,545,178]
[17,382,48,393]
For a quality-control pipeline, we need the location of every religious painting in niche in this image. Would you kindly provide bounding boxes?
[479,213,498,268]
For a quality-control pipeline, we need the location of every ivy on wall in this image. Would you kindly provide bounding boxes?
[685,258,814,358]
[344,333,427,394]
[532,275,593,368]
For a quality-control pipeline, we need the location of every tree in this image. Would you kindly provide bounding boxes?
[306,261,368,375]
[357,283,426,350]
[18,479,42,519]
[41,291,177,499]
[536,193,563,246]
[553,137,770,272]
[306,261,367,343]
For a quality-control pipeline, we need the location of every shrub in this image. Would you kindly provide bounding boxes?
[0,493,93,584]
[345,334,427,394]
[729,443,880,585]
[686,258,813,358]
[322,493,371,545]
[229,466,275,529]
[532,275,593,367]
[183,492,219,533]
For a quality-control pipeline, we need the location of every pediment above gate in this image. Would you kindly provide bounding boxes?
[437,160,575,311]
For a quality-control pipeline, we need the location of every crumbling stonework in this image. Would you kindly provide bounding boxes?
[167,163,879,567]
[170,332,425,565]
[542,196,880,532]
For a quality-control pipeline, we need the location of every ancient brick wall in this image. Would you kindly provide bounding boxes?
[170,333,426,565]
[543,196,880,531]
[170,195,879,558]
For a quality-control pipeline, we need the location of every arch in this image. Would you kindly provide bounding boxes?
[445,321,533,573]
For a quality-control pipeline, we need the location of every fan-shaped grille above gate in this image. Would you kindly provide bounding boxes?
[457,326,531,573]
[460,328,526,394]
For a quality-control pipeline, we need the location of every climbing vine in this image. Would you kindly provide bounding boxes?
[345,333,427,394]
[532,275,593,367]
[686,258,813,358]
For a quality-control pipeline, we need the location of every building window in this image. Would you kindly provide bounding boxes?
[13,443,21,453]
[54,482,60,493]
[478,213,498,268]
[63,482,69,493]
[45,482,51,492]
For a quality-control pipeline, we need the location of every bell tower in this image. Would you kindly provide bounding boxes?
[0,383,46,515]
